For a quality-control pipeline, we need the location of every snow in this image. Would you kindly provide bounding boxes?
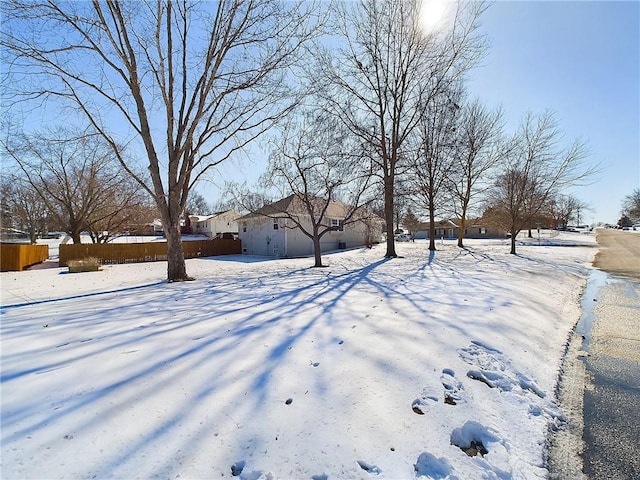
[0,232,597,479]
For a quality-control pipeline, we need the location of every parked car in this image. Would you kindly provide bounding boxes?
[395,233,411,242]
[214,232,238,240]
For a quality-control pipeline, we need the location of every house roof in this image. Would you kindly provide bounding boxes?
[238,195,356,221]
[188,210,240,223]
[189,214,213,222]
[417,219,460,230]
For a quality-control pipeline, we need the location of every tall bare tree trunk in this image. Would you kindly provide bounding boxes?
[164,226,189,282]
[429,209,437,251]
[510,229,517,254]
[313,235,323,268]
[457,214,467,248]
[71,228,82,244]
[384,176,397,258]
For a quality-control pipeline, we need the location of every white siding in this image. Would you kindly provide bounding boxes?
[239,215,382,258]
[239,216,286,256]
[191,211,240,237]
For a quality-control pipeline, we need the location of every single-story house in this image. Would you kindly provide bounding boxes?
[414,219,460,239]
[462,219,507,239]
[189,210,241,238]
[238,195,383,257]
[414,218,507,240]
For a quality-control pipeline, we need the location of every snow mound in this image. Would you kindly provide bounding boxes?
[459,340,545,397]
[414,452,457,479]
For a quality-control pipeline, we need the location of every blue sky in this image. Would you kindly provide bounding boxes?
[466,0,639,224]
[208,0,639,224]
[8,1,637,224]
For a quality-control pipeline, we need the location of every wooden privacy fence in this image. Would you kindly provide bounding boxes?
[1,243,49,272]
[59,239,241,266]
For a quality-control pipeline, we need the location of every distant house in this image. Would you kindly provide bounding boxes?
[462,219,507,239]
[131,219,164,236]
[414,219,460,239]
[414,218,506,240]
[238,195,383,257]
[188,210,241,238]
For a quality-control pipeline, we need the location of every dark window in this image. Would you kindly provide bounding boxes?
[273,222,279,230]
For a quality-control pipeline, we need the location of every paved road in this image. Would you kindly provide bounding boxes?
[583,230,640,480]
[592,228,640,279]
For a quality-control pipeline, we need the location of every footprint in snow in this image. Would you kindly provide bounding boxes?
[231,462,275,480]
[240,471,275,480]
[460,342,565,427]
[413,369,465,414]
[412,391,438,414]
[457,341,545,398]
[357,460,381,475]
[440,368,465,405]
[231,461,245,476]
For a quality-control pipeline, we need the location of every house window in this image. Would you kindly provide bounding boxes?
[273,221,279,230]
[331,219,344,232]
[243,223,247,233]
[480,227,486,235]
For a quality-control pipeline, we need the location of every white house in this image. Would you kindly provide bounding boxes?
[238,195,382,257]
[188,210,241,238]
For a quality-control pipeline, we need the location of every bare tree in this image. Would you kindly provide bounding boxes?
[447,99,506,247]
[3,128,148,244]
[621,189,640,224]
[548,194,576,230]
[403,209,421,239]
[0,175,50,244]
[411,88,461,251]
[393,179,413,234]
[485,111,594,254]
[86,179,157,243]
[226,190,274,215]
[548,193,589,230]
[316,0,486,257]
[186,192,212,217]
[1,0,322,281]
[260,110,375,267]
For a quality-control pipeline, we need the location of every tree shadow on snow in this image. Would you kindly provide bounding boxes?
[0,247,572,478]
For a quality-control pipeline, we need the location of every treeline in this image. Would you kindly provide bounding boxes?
[1,1,596,279]
[1,129,157,244]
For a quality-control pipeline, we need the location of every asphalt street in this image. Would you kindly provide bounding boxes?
[583,230,640,480]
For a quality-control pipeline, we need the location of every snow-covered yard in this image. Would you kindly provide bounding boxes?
[0,234,596,479]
